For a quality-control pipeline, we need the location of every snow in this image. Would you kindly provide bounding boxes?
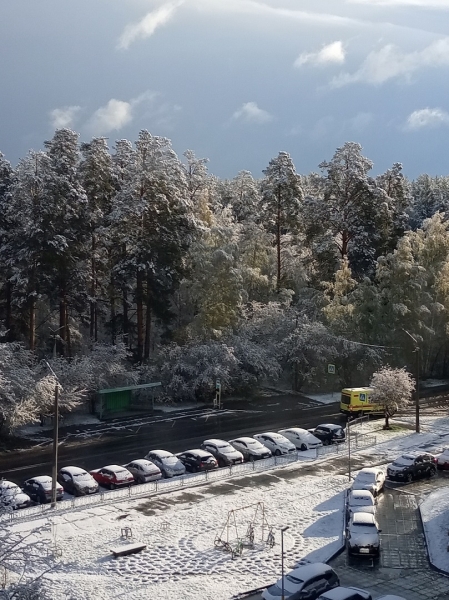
[5,413,449,599]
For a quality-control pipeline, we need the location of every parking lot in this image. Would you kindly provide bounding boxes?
[329,476,449,600]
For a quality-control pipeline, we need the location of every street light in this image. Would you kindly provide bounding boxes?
[281,526,289,600]
[44,361,63,508]
[402,329,420,434]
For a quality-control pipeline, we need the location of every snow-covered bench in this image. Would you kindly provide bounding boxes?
[110,542,146,557]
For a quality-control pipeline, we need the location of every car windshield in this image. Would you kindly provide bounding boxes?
[73,472,91,481]
[351,495,374,507]
[247,440,260,447]
[219,444,233,453]
[393,457,414,466]
[357,473,375,482]
[163,456,179,466]
[352,522,376,530]
[285,575,304,584]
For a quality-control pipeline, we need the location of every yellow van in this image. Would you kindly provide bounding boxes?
[340,387,384,417]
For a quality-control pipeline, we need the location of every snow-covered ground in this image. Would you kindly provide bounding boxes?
[5,413,449,599]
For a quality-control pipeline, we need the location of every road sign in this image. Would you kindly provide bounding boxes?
[327,364,336,374]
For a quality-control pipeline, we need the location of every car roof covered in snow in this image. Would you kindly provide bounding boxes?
[203,438,230,446]
[349,489,374,499]
[284,562,333,581]
[319,587,371,600]
[351,512,376,525]
[60,466,88,475]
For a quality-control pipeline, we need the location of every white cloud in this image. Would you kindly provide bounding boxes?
[118,1,184,50]
[349,0,449,6]
[406,108,449,130]
[87,99,133,134]
[331,37,449,87]
[49,106,81,129]
[232,102,273,124]
[295,41,345,68]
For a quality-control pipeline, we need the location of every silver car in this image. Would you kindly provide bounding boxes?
[278,427,323,451]
[347,490,376,519]
[262,562,339,600]
[0,480,31,510]
[317,587,372,600]
[124,459,162,484]
[347,512,381,557]
[145,450,186,478]
[228,437,272,462]
[253,432,297,456]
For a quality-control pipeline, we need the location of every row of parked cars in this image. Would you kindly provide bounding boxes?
[0,423,347,509]
[262,560,406,600]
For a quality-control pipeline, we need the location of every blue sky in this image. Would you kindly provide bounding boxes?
[1,0,449,179]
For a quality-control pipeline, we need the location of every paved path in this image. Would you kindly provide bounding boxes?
[330,481,449,600]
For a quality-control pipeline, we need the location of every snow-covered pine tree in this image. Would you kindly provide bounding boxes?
[261,152,303,292]
[79,137,115,343]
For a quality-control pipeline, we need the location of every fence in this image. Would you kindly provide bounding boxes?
[1,436,376,525]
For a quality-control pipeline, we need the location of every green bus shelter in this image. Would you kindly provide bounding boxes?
[98,382,161,419]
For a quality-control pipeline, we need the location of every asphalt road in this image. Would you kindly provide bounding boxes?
[0,392,346,483]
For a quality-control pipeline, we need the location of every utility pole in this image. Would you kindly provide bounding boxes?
[45,361,62,507]
[402,329,420,434]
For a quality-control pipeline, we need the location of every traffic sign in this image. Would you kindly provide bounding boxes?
[327,364,336,374]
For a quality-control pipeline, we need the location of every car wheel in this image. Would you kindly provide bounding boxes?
[428,467,436,478]
[406,473,413,483]
[137,476,145,484]
[300,443,307,451]
[275,449,281,456]
[323,439,329,446]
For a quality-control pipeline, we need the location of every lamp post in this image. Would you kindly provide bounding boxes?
[402,329,420,434]
[45,361,62,508]
[281,526,289,600]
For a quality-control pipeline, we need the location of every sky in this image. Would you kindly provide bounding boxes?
[2,0,449,179]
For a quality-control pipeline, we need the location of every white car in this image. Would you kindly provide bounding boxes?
[351,467,385,496]
[145,450,186,478]
[376,596,407,600]
[437,447,449,470]
[253,432,296,456]
[262,562,339,600]
[347,512,381,557]
[318,586,373,600]
[278,427,323,451]
[347,489,376,518]
[124,459,162,484]
[0,480,31,510]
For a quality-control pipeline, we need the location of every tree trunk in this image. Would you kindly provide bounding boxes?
[144,297,151,361]
[123,288,129,343]
[341,230,350,259]
[59,288,67,357]
[5,279,13,341]
[109,274,116,345]
[90,232,96,342]
[29,296,36,351]
[136,270,144,363]
[276,196,281,292]
[66,302,72,358]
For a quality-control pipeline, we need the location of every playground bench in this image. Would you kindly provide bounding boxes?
[110,543,147,558]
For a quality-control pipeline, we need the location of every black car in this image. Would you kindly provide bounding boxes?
[310,424,346,445]
[176,449,218,473]
[387,452,437,482]
[23,475,64,503]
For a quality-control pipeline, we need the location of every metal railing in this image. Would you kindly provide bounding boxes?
[1,436,376,524]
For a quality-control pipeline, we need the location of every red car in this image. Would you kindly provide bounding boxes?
[89,464,134,489]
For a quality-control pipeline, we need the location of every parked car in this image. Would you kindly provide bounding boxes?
[317,586,373,600]
[57,466,99,496]
[309,424,346,445]
[145,450,186,478]
[437,448,449,470]
[22,476,64,503]
[347,512,381,558]
[262,562,339,600]
[351,467,385,497]
[253,432,297,456]
[347,490,376,518]
[0,480,31,510]
[89,464,135,489]
[376,596,407,600]
[201,439,244,467]
[176,449,218,473]
[387,452,437,482]
[278,427,323,451]
[228,437,272,462]
[123,459,162,483]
